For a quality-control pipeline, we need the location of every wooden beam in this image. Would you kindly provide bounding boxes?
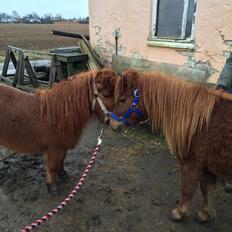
[49,58,57,86]
[1,48,10,77]
[24,56,39,88]
[51,30,90,40]
[0,74,14,84]
[80,41,100,70]
[10,51,18,69]
[8,46,54,60]
[17,52,25,85]
[80,34,103,68]
[51,46,81,54]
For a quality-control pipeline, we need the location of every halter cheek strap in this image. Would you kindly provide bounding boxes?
[111,89,143,126]
[92,81,111,120]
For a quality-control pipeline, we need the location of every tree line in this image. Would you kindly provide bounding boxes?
[0,10,89,24]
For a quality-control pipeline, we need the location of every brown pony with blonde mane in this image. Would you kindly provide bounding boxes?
[110,69,232,223]
[0,69,117,194]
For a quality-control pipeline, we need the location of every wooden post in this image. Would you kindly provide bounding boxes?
[1,49,18,83]
[14,52,25,86]
[80,41,100,70]
[49,57,57,86]
[56,61,64,80]
[9,51,17,69]
[18,52,25,85]
[1,48,10,77]
[81,34,103,68]
[67,62,74,77]
[24,56,39,88]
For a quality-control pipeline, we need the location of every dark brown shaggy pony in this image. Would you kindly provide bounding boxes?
[110,69,232,223]
[0,69,117,194]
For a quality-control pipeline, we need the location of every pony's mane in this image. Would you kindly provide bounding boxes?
[37,71,96,138]
[116,71,232,159]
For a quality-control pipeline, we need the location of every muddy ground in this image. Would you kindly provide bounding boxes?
[0,118,231,232]
[0,22,89,62]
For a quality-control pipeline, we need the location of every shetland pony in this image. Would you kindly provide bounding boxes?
[0,69,117,194]
[110,69,232,222]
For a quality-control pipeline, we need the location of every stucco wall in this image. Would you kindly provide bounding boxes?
[89,0,232,83]
[195,0,232,82]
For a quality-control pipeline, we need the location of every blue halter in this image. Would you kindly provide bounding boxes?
[111,89,143,126]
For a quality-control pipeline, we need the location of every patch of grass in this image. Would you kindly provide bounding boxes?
[121,124,167,152]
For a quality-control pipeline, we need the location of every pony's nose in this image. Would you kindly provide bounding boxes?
[109,119,124,132]
[115,123,123,132]
[104,117,110,125]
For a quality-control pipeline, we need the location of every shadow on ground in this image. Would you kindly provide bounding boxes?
[0,118,231,232]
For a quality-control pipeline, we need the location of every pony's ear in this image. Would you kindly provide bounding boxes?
[122,70,139,81]
[95,69,117,90]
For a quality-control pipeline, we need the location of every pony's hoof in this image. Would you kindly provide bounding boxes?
[168,208,185,222]
[195,209,216,223]
[224,183,232,193]
[167,213,182,223]
[47,183,58,195]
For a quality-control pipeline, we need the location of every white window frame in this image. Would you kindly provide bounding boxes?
[148,0,197,49]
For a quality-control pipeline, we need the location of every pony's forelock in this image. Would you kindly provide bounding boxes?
[115,70,140,102]
[115,74,123,102]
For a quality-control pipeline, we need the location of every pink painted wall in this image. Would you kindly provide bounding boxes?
[195,0,232,82]
[89,0,232,82]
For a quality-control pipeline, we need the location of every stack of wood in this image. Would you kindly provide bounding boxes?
[0,31,102,92]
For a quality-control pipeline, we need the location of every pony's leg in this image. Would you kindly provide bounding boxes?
[196,170,217,222]
[45,148,66,194]
[171,163,202,221]
[57,151,69,181]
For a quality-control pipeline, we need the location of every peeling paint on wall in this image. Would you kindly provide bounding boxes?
[179,50,215,79]
[92,26,111,65]
[89,0,232,83]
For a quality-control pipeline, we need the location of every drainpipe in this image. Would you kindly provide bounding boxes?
[113,29,121,56]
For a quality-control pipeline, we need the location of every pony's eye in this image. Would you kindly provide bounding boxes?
[103,94,110,98]
[119,99,126,103]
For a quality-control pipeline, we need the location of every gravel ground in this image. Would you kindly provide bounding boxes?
[0,118,231,232]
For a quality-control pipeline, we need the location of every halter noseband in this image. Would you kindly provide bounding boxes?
[92,81,111,121]
[111,89,143,126]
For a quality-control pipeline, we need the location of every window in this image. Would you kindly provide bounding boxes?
[151,0,196,41]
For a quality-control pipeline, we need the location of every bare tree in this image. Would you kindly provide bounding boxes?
[31,12,39,19]
[55,13,62,21]
[44,13,53,20]
[12,10,20,19]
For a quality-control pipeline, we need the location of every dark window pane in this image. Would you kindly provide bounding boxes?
[156,0,185,39]
[185,0,195,38]
[154,0,195,39]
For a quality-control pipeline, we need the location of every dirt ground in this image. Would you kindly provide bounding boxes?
[0,22,89,62]
[0,118,231,232]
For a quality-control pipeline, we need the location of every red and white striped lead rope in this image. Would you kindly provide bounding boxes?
[20,128,104,232]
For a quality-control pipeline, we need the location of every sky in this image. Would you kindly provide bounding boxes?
[0,0,89,18]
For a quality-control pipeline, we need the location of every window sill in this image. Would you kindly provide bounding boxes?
[147,40,194,50]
